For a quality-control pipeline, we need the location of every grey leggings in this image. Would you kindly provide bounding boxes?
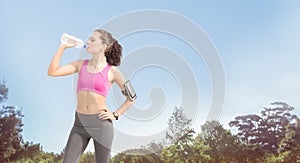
[63,112,114,163]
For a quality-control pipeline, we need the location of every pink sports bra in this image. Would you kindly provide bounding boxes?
[77,59,112,97]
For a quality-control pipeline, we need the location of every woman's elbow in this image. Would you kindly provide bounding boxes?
[130,99,136,104]
[47,69,57,76]
[126,98,136,105]
[47,70,53,76]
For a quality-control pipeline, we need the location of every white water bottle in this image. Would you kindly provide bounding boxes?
[60,33,85,48]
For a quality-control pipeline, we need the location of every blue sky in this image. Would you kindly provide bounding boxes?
[1,1,300,154]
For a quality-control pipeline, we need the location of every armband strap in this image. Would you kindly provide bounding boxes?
[121,80,137,101]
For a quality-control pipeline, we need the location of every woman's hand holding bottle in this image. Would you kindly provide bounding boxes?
[60,33,84,49]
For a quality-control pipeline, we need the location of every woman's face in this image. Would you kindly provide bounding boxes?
[86,32,107,54]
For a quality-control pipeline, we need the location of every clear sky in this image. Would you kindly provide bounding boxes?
[1,0,300,154]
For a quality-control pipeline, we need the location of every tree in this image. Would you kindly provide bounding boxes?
[162,135,211,162]
[112,149,157,163]
[276,117,300,162]
[187,135,210,162]
[164,106,195,161]
[79,152,95,163]
[161,106,210,162]
[113,106,211,162]
[0,105,24,162]
[111,140,165,163]
[260,102,298,154]
[141,140,165,162]
[161,135,210,162]
[13,141,41,161]
[0,80,24,162]
[229,102,298,155]
[165,106,195,146]
[229,114,265,144]
[0,80,8,103]
[201,120,242,162]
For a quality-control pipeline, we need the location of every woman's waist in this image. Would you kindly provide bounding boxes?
[73,111,112,128]
[76,102,107,108]
[76,104,109,114]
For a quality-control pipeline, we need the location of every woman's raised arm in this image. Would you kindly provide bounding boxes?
[48,43,81,77]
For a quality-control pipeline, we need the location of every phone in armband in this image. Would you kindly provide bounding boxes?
[121,80,137,101]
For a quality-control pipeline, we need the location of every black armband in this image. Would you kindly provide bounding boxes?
[121,80,137,101]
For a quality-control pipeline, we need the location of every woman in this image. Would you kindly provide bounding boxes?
[48,29,135,163]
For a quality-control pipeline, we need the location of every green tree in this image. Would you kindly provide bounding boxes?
[0,80,23,162]
[275,117,300,162]
[161,106,210,162]
[12,142,61,162]
[79,152,95,163]
[188,135,210,162]
[112,149,157,163]
[201,120,242,162]
[13,142,42,161]
[141,140,164,162]
[0,105,24,162]
[161,135,210,163]
[0,80,8,103]
[162,106,195,162]
[165,106,195,146]
[112,139,165,162]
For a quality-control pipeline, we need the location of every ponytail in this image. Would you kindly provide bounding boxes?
[104,40,122,66]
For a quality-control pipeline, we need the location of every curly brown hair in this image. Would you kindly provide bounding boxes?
[94,29,122,66]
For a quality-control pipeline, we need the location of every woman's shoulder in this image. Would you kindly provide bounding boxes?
[109,65,124,75]
[70,59,86,72]
[72,59,85,66]
[109,65,117,72]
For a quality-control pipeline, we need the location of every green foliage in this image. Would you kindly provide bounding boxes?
[276,118,300,162]
[0,106,24,162]
[161,106,210,162]
[114,106,210,162]
[201,120,242,162]
[79,152,95,163]
[0,80,8,103]
[165,106,195,145]
[140,140,164,162]
[161,135,210,162]
[188,135,210,162]
[264,152,289,163]
[112,149,158,163]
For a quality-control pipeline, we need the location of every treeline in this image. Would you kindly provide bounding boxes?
[1,81,300,162]
[111,104,300,163]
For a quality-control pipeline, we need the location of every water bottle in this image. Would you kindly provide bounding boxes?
[60,33,85,48]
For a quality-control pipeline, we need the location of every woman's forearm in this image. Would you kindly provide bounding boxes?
[48,46,65,76]
[115,99,135,116]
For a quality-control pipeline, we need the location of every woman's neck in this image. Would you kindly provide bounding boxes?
[89,53,107,68]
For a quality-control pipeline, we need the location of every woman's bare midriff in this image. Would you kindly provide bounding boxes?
[76,91,109,114]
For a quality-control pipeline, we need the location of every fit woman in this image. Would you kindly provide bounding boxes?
[48,29,135,163]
